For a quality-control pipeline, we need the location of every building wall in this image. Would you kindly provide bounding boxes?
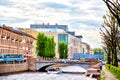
[21,29,38,58]
[68,34,82,58]
[58,34,68,44]
[89,49,94,54]
[0,25,35,58]
[82,42,90,54]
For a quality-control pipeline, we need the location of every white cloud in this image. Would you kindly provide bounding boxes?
[70,23,102,48]
[0,0,107,48]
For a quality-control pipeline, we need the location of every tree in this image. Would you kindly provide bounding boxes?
[59,41,68,59]
[45,37,56,58]
[103,0,120,25]
[100,13,120,67]
[36,33,56,58]
[93,48,104,54]
[36,33,45,57]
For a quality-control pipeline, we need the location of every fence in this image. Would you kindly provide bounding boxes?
[73,53,104,59]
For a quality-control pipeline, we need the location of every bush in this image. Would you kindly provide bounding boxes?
[105,64,120,79]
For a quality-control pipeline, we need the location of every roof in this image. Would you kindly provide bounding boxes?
[0,25,36,39]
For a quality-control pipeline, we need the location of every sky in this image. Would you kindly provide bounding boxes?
[0,0,107,48]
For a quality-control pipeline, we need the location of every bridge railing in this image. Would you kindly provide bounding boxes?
[73,54,104,59]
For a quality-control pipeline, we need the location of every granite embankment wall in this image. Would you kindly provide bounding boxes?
[0,58,36,74]
[0,62,28,74]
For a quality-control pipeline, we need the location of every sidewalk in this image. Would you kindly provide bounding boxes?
[102,65,118,80]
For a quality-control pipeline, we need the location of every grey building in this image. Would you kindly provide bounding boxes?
[30,23,68,32]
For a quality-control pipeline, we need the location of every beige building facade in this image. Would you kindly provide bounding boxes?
[68,34,82,58]
[82,42,90,54]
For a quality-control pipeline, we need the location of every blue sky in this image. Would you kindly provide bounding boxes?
[0,0,107,48]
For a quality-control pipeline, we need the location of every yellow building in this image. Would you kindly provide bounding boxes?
[20,28,37,58]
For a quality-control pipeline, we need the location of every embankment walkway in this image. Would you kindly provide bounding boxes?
[102,65,118,80]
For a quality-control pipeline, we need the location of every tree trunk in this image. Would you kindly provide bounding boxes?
[114,45,118,67]
[107,49,111,64]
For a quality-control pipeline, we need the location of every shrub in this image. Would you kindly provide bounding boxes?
[105,64,120,79]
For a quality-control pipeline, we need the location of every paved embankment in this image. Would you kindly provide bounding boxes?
[102,65,118,80]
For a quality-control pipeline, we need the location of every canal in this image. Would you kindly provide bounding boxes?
[0,72,96,80]
[0,64,96,80]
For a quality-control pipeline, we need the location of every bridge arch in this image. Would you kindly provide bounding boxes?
[38,64,55,72]
[36,62,90,72]
[36,62,61,71]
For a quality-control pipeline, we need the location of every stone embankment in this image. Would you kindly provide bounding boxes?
[0,61,28,74]
[46,63,70,70]
[0,58,36,74]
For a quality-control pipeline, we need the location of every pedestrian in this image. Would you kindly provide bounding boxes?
[99,60,103,70]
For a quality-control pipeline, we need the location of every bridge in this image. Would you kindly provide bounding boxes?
[36,61,90,71]
[36,62,68,71]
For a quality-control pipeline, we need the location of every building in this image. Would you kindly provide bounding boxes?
[0,25,36,58]
[89,49,94,54]
[21,28,83,58]
[30,23,68,32]
[82,42,90,54]
[68,34,82,58]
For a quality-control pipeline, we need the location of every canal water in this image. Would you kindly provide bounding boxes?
[0,64,96,80]
[0,72,96,80]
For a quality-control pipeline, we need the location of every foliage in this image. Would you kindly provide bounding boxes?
[36,32,56,58]
[36,33,45,57]
[59,41,68,59]
[93,48,104,54]
[105,64,120,79]
[100,12,119,66]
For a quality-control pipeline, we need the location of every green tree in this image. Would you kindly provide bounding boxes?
[45,37,56,58]
[50,37,56,58]
[59,41,68,59]
[36,33,56,58]
[93,48,104,54]
[36,33,45,57]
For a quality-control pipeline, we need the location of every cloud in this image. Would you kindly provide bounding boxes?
[75,24,102,48]
[42,2,69,9]
[0,0,14,6]
[0,0,107,48]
